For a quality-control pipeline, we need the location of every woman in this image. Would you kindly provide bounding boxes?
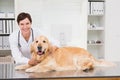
[9,12,59,65]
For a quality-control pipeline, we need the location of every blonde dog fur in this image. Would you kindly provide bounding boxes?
[15,35,115,72]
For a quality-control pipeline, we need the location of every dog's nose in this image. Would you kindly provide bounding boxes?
[37,46,42,51]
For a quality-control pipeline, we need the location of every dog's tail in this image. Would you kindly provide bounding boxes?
[88,55,115,67]
[93,59,116,67]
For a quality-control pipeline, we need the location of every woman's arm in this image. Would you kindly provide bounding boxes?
[9,32,29,64]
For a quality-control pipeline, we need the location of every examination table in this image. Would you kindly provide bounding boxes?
[0,52,120,80]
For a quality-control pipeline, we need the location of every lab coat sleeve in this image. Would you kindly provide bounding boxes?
[9,33,29,64]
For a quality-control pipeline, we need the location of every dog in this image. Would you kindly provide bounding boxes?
[15,35,115,72]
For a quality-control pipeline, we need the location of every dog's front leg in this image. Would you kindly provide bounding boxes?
[26,57,56,72]
[25,64,54,72]
[15,64,32,70]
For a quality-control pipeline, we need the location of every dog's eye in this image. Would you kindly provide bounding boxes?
[43,40,46,43]
[36,40,38,43]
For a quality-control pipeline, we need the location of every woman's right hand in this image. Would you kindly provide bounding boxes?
[28,58,38,66]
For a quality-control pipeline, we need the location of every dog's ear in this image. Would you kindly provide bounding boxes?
[30,42,34,54]
[48,43,58,53]
[52,46,58,52]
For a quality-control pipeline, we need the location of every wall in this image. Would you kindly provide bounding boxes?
[0,0,14,13]
[105,0,120,61]
[15,0,88,48]
[14,0,120,61]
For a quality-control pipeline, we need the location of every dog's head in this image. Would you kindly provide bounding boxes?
[30,35,58,62]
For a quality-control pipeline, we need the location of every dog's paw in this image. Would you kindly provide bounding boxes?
[15,64,31,70]
[15,66,25,70]
[25,67,38,72]
[25,66,53,72]
[25,68,33,72]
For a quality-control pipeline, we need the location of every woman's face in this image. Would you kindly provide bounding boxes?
[18,18,31,34]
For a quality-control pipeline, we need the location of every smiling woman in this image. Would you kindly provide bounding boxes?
[17,13,32,42]
[9,12,60,65]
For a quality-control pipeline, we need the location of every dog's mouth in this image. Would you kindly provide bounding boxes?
[37,49,46,55]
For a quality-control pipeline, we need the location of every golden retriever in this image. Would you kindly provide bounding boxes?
[15,35,115,72]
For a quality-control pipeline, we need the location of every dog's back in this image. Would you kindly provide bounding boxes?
[49,47,94,70]
[51,47,115,70]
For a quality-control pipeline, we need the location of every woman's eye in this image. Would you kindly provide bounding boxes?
[43,40,46,43]
[36,41,38,43]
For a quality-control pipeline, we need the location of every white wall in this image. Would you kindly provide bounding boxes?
[14,0,120,61]
[15,0,88,48]
[105,0,120,61]
[0,0,14,13]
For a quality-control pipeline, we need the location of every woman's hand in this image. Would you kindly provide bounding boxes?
[28,59,38,66]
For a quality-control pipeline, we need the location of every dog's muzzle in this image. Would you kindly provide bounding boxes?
[37,46,45,55]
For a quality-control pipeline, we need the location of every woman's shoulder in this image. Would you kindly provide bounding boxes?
[32,27,46,34]
[32,27,49,37]
[9,29,19,38]
[32,27,42,31]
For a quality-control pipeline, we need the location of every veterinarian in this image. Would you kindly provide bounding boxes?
[9,12,60,65]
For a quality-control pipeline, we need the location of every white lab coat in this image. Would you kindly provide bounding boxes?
[9,27,60,64]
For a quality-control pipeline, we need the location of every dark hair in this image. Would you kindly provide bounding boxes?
[17,12,32,24]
